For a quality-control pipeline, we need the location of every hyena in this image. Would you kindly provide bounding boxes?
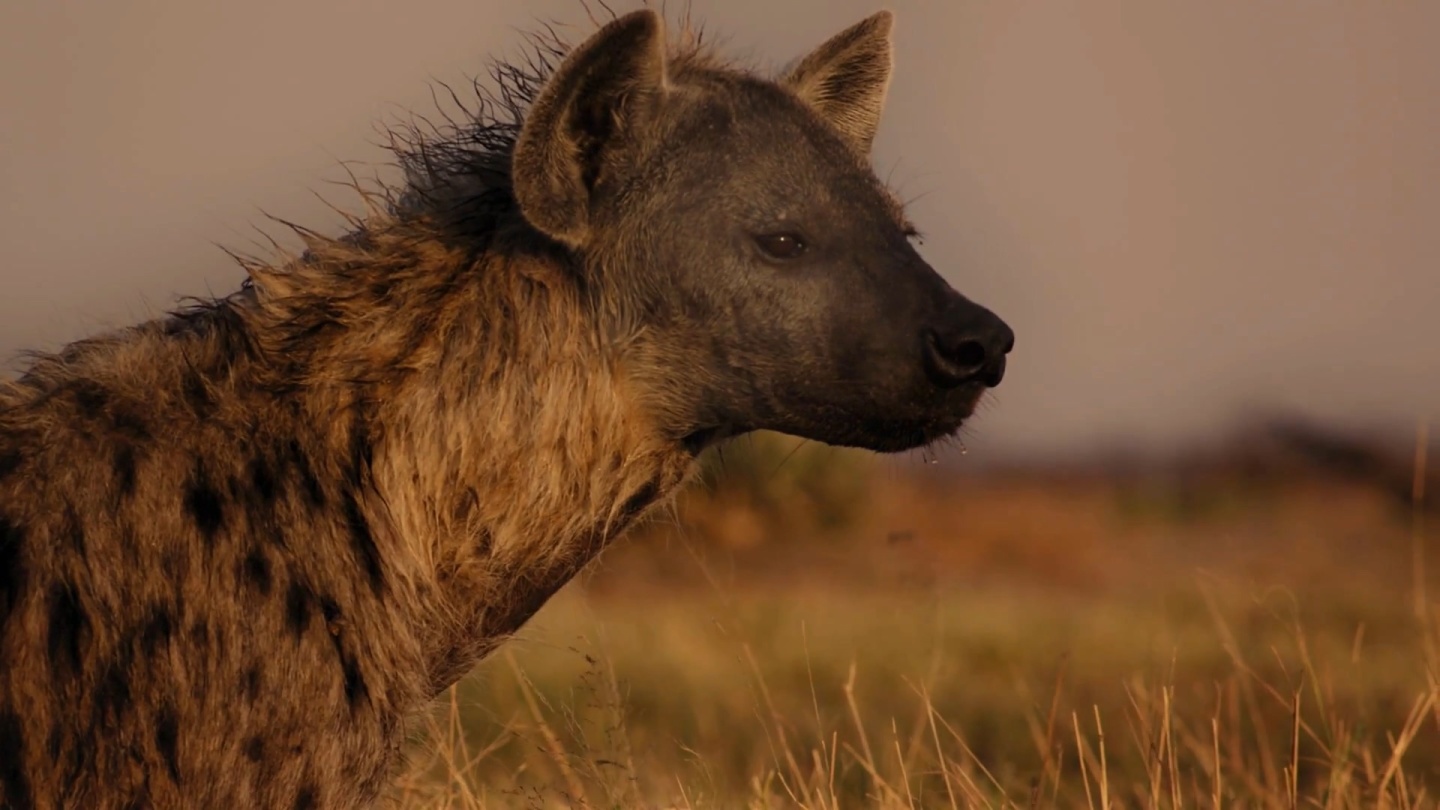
[0,8,1013,808]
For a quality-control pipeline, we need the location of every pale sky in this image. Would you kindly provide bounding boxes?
[1,0,1436,460]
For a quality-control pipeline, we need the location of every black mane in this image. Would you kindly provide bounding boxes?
[383,29,569,248]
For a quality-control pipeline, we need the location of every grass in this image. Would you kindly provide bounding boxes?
[387,438,1439,808]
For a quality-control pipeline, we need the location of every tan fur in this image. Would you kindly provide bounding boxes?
[0,196,694,807]
[784,11,895,157]
[0,8,975,809]
[243,216,699,686]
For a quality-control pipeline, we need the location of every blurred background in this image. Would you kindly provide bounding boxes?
[3,1,1438,805]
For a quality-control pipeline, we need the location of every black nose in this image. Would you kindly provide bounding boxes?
[922,305,1014,389]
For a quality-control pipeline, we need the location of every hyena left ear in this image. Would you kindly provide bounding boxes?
[512,10,668,248]
[783,10,895,157]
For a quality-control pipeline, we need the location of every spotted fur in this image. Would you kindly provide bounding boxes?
[0,8,1013,808]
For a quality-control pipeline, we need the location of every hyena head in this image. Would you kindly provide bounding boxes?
[512,9,1013,453]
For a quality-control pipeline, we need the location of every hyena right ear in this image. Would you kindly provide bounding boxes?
[512,10,668,248]
[783,11,894,158]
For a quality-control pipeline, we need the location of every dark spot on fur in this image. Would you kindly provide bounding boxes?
[182,369,214,419]
[0,710,33,810]
[46,581,90,679]
[114,444,137,498]
[58,734,86,787]
[183,464,225,544]
[93,662,133,729]
[0,516,27,631]
[140,608,175,657]
[61,504,86,555]
[187,620,210,649]
[341,654,369,714]
[0,449,21,482]
[319,595,342,628]
[243,735,264,763]
[286,440,326,508]
[72,379,109,418]
[155,707,181,782]
[341,490,384,594]
[285,582,312,638]
[241,665,262,703]
[249,454,278,506]
[111,407,152,444]
[241,549,273,595]
[346,415,373,484]
[45,726,61,760]
[293,785,319,810]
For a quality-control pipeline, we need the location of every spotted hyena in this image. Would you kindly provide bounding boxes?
[0,7,1013,808]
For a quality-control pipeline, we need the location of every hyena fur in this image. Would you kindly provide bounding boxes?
[0,8,1014,808]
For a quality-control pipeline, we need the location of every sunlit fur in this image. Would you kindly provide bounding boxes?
[0,9,993,809]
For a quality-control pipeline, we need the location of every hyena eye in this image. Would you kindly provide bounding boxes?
[753,232,807,261]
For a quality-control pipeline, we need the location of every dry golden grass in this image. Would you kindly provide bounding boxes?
[388,437,1439,808]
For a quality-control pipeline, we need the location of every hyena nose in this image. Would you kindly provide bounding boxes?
[923,304,1014,389]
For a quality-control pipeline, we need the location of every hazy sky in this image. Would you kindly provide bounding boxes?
[1,0,1436,459]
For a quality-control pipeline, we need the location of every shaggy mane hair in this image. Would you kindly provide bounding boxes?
[4,10,720,398]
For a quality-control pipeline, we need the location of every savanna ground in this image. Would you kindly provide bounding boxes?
[391,425,1439,809]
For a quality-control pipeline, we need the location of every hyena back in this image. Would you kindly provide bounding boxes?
[0,9,1013,808]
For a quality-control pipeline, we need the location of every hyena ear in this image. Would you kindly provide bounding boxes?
[511,10,668,248]
[783,10,894,157]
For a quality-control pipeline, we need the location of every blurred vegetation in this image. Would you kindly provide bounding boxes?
[393,578,1439,808]
[389,418,1438,808]
[675,430,878,548]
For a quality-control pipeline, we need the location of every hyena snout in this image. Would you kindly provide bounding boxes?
[922,299,1014,390]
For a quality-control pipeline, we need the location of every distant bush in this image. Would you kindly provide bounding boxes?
[672,431,878,549]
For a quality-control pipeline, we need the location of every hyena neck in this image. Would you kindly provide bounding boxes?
[248,219,698,692]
